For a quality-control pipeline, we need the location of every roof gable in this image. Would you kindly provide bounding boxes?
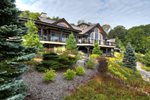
[79,23,107,37]
[52,18,73,29]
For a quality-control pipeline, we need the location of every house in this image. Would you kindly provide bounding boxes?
[19,12,115,56]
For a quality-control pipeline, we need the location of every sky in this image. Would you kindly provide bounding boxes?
[15,0,150,29]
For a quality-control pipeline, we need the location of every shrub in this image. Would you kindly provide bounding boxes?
[97,57,108,73]
[90,54,100,59]
[37,60,66,72]
[37,52,77,72]
[36,65,47,72]
[58,54,76,66]
[135,53,144,62]
[92,41,102,55]
[142,51,150,66]
[87,59,95,69]
[75,66,85,76]
[64,69,76,80]
[54,46,66,54]
[141,66,150,71]
[44,69,56,82]
[43,52,58,60]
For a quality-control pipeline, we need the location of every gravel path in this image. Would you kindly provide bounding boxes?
[136,62,150,82]
[22,66,98,100]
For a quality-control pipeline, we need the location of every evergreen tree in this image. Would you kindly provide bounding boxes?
[0,0,34,99]
[23,20,43,51]
[66,32,78,53]
[92,41,102,55]
[123,43,136,71]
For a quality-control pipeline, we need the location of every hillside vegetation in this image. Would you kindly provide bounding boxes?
[64,53,150,100]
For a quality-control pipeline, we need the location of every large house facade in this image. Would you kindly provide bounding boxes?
[20,13,115,56]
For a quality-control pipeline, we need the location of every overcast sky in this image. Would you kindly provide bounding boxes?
[16,0,150,29]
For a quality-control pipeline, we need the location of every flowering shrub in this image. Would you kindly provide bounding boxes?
[75,66,85,76]
[64,69,76,80]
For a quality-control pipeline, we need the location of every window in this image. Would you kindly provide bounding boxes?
[90,32,94,39]
[62,34,67,42]
[51,32,59,42]
[94,28,99,40]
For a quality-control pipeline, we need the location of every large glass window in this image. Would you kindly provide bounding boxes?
[90,32,94,39]
[94,28,99,40]
[62,34,67,42]
[51,32,59,42]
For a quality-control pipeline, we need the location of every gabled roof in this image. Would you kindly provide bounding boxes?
[77,22,90,27]
[38,17,56,24]
[19,17,81,33]
[78,23,107,37]
[71,25,82,31]
[79,24,96,34]
[38,17,74,30]
[52,18,74,29]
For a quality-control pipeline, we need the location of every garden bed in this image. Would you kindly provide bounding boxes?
[23,66,97,100]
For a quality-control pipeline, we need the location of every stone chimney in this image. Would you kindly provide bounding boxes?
[40,12,47,18]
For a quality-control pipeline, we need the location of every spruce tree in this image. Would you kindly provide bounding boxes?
[92,41,102,55]
[23,20,43,51]
[66,32,78,53]
[0,0,34,99]
[123,43,136,71]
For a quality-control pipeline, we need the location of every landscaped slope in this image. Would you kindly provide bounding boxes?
[64,56,150,100]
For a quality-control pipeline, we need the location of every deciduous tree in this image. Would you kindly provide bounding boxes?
[22,20,43,51]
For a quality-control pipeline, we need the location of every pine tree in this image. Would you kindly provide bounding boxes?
[123,43,136,71]
[92,41,102,55]
[66,32,78,53]
[23,20,43,51]
[0,0,34,99]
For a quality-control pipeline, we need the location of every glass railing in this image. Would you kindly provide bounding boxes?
[39,36,115,46]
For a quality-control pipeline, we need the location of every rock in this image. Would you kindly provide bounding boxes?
[76,59,86,67]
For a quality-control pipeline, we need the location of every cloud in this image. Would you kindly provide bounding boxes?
[16,0,150,28]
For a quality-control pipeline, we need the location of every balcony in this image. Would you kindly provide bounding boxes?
[77,39,115,47]
[39,35,115,47]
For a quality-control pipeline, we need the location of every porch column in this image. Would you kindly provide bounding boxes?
[59,31,63,42]
[106,48,108,56]
[86,47,90,56]
[40,27,44,40]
